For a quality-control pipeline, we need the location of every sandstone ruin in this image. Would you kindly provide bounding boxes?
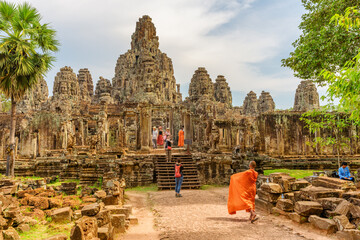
[0,15,359,190]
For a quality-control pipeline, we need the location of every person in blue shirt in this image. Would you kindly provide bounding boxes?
[338,162,354,182]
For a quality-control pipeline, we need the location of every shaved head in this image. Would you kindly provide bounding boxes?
[249,161,256,169]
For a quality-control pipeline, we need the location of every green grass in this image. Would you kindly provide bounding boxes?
[47,179,80,187]
[18,223,72,240]
[125,184,158,192]
[264,169,315,179]
[200,184,225,190]
[16,176,44,181]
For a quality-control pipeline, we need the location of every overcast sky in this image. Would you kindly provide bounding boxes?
[10,0,313,109]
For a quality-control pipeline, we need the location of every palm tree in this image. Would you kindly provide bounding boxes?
[0,1,59,177]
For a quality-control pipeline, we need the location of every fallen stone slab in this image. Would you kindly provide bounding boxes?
[342,191,360,200]
[260,183,282,194]
[283,192,295,203]
[94,190,107,199]
[272,207,289,217]
[128,215,138,225]
[294,201,323,216]
[257,189,280,203]
[81,203,100,217]
[295,186,343,201]
[349,197,360,207]
[288,212,308,224]
[98,227,110,240]
[103,195,121,206]
[316,198,344,211]
[312,176,356,191]
[255,198,275,213]
[95,209,110,227]
[104,205,129,218]
[334,200,353,218]
[333,215,356,231]
[291,180,310,191]
[51,207,72,223]
[350,204,360,219]
[276,199,294,212]
[3,227,20,240]
[308,215,337,234]
[111,214,126,234]
[71,216,98,240]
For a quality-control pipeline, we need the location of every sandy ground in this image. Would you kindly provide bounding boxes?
[123,187,337,240]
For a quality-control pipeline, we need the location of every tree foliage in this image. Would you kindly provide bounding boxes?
[281,0,360,83]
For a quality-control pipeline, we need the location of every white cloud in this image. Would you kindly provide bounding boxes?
[8,0,304,107]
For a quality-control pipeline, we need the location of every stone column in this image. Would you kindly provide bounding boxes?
[140,106,151,152]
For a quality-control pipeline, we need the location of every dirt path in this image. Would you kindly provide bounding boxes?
[121,192,160,240]
[147,187,337,240]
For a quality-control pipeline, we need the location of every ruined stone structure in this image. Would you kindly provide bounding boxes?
[293,80,320,111]
[0,15,358,187]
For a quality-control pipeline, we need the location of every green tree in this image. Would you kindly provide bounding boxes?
[300,108,354,168]
[0,1,59,176]
[281,0,359,83]
[0,91,10,112]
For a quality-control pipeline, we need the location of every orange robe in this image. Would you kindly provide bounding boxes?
[227,169,258,215]
[178,130,184,147]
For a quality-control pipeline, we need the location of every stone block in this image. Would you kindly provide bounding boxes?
[316,198,344,211]
[15,224,30,233]
[288,212,308,224]
[123,205,132,215]
[94,190,107,199]
[260,183,282,194]
[334,200,353,218]
[105,205,129,218]
[283,192,295,203]
[271,207,288,217]
[2,227,19,240]
[308,215,337,234]
[128,215,138,225]
[323,210,339,218]
[81,203,100,217]
[257,189,280,203]
[294,201,323,216]
[312,176,356,191]
[28,197,49,210]
[255,198,275,213]
[73,210,82,221]
[276,199,294,212]
[71,216,98,240]
[342,191,360,200]
[51,207,72,223]
[350,204,360,219]
[110,214,126,234]
[95,209,110,227]
[291,180,310,191]
[103,195,120,206]
[98,227,110,240]
[349,197,360,207]
[295,186,343,201]
[333,215,356,231]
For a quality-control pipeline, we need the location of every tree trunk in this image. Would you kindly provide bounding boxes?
[6,97,16,177]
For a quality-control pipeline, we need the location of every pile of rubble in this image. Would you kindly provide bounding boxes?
[0,177,136,240]
[257,173,360,239]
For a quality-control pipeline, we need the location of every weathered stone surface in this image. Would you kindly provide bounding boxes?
[312,176,356,191]
[77,68,94,102]
[334,200,353,218]
[336,229,360,240]
[104,205,129,218]
[128,215,138,225]
[110,214,126,234]
[81,203,100,217]
[94,190,106,200]
[243,91,258,116]
[350,204,360,219]
[71,216,98,240]
[51,207,72,223]
[95,209,110,227]
[28,197,49,210]
[260,183,282,194]
[271,207,288,216]
[333,215,356,231]
[17,77,49,113]
[342,191,360,200]
[293,80,319,111]
[308,215,337,234]
[349,197,360,207]
[294,201,323,216]
[255,198,275,213]
[288,212,308,224]
[294,186,343,201]
[16,223,30,233]
[291,180,310,191]
[188,67,214,103]
[257,91,275,113]
[214,75,232,108]
[276,199,294,212]
[2,227,19,240]
[98,227,110,240]
[257,189,280,203]
[94,77,113,104]
[316,198,344,211]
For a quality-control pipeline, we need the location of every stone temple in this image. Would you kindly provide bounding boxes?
[0,15,359,187]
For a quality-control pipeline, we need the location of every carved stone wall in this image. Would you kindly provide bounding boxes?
[93,77,114,104]
[17,77,49,113]
[188,67,214,103]
[293,80,320,111]
[77,68,94,102]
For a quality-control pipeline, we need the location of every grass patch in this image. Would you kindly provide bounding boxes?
[16,176,44,181]
[200,184,225,190]
[125,184,158,192]
[18,223,72,240]
[47,179,80,188]
[264,169,315,179]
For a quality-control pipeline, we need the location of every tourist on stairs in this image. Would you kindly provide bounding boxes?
[227,161,258,223]
[339,162,354,182]
[175,159,184,197]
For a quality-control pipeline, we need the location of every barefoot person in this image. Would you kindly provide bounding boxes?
[178,126,184,147]
[227,161,258,223]
[175,159,184,197]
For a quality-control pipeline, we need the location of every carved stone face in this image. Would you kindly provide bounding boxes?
[60,82,67,94]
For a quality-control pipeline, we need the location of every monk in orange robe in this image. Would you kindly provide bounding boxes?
[178,127,184,147]
[227,161,258,222]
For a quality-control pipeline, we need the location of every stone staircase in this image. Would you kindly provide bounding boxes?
[154,154,201,190]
